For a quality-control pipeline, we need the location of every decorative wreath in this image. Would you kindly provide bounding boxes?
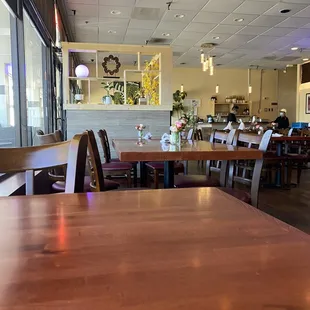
[102,55,121,75]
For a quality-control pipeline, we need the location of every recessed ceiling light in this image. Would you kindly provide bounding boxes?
[108,30,116,34]
[280,9,291,14]
[234,18,244,22]
[162,32,171,37]
[110,10,121,15]
[212,36,220,40]
[303,58,309,61]
[174,14,185,19]
[291,47,299,51]
[180,62,186,65]
[286,64,294,67]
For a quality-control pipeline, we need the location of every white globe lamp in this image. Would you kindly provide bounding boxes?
[75,64,89,78]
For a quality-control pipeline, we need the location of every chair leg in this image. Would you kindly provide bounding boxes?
[126,170,132,188]
[154,170,159,189]
[297,162,303,185]
[133,165,138,187]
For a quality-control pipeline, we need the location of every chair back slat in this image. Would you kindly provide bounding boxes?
[229,130,272,207]
[195,129,203,141]
[187,128,194,140]
[98,129,111,163]
[0,133,88,195]
[86,130,105,192]
[206,129,237,176]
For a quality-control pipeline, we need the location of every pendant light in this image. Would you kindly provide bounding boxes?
[180,84,184,92]
[210,65,214,76]
[200,51,205,64]
[248,68,252,94]
[215,84,219,94]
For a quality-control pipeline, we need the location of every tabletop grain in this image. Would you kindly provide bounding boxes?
[112,139,263,162]
[0,188,310,309]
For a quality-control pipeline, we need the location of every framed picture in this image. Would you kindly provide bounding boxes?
[306,93,310,114]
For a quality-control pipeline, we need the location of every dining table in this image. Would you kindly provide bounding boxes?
[112,139,263,188]
[2,188,310,309]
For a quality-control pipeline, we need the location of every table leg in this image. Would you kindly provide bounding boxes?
[275,142,282,187]
[220,160,229,187]
[164,161,174,189]
[140,162,147,187]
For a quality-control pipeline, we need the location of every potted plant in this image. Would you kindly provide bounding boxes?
[101,82,114,104]
[74,87,84,104]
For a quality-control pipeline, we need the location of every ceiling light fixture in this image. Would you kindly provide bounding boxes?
[174,14,185,19]
[280,9,291,14]
[180,84,184,92]
[303,58,309,61]
[200,43,216,75]
[162,32,171,37]
[108,30,116,34]
[234,18,244,22]
[110,10,121,15]
[286,64,294,67]
[291,47,299,51]
[213,36,220,40]
[248,68,252,95]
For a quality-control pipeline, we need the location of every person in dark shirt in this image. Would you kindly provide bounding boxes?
[227,105,239,123]
[273,109,289,129]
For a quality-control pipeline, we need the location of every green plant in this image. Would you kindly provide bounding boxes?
[101,82,114,96]
[173,90,187,111]
[111,92,124,105]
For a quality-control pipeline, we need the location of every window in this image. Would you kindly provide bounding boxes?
[0,0,16,148]
[23,10,45,144]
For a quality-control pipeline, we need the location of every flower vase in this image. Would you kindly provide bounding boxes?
[138,130,144,141]
[170,132,180,146]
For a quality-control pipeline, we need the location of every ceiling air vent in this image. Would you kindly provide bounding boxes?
[131,7,163,20]
[147,38,172,45]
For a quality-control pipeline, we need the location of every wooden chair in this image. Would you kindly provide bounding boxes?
[220,130,272,208]
[0,133,88,195]
[98,129,133,188]
[36,131,67,191]
[86,130,120,191]
[205,130,236,176]
[174,129,237,189]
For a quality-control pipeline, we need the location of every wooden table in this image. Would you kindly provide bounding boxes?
[113,139,263,188]
[2,188,310,309]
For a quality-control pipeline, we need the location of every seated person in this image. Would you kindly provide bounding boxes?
[272,109,289,129]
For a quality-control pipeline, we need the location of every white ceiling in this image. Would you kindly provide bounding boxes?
[65,0,310,69]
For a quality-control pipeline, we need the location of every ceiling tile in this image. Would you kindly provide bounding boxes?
[128,19,158,29]
[202,0,243,13]
[66,3,99,17]
[211,24,244,34]
[172,37,201,47]
[170,0,209,11]
[99,0,136,6]
[242,35,278,48]
[250,15,286,27]
[263,3,308,17]
[67,0,98,5]
[237,26,269,35]
[195,33,232,47]
[161,9,197,23]
[233,1,275,15]
[126,28,153,38]
[286,28,310,38]
[99,5,133,19]
[152,29,182,40]
[261,27,294,36]
[97,18,129,27]
[177,31,205,41]
[156,21,188,31]
[221,13,259,26]
[99,25,127,36]
[193,11,229,24]
[276,17,310,28]
[295,6,310,18]
[184,22,217,33]
[220,34,256,48]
